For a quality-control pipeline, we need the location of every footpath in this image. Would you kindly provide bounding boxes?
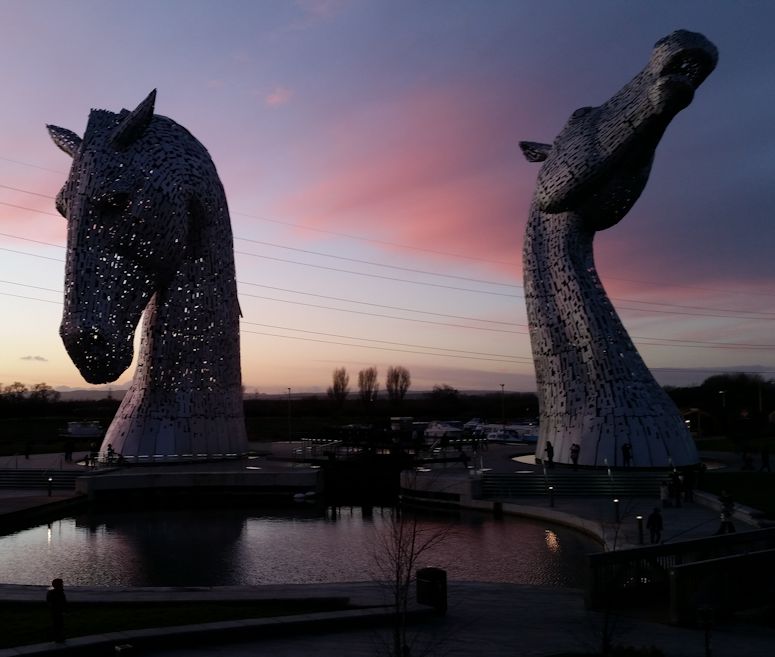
[0,446,773,656]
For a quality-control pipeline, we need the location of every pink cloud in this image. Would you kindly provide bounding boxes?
[265,86,293,107]
[275,83,534,275]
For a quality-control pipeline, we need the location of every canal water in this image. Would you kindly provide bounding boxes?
[0,506,600,588]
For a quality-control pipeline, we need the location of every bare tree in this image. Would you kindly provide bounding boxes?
[29,382,61,403]
[386,366,411,405]
[358,367,379,406]
[2,382,28,403]
[372,498,453,657]
[327,367,350,408]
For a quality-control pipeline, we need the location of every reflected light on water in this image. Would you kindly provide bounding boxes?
[544,529,560,553]
[0,507,599,588]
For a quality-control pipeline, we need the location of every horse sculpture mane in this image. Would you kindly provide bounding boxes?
[48,90,247,460]
[519,30,717,468]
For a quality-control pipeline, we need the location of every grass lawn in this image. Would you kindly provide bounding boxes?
[0,598,354,648]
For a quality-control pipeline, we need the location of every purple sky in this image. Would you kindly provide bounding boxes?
[0,0,773,393]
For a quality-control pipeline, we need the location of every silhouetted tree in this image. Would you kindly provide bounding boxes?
[358,367,379,407]
[327,367,350,409]
[372,486,453,657]
[28,383,61,404]
[1,382,28,403]
[386,366,411,405]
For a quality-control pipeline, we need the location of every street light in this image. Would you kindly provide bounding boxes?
[500,383,505,429]
[287,387,292,442]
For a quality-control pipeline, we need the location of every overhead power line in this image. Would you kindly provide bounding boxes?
[2,179,775,315]
[3,283,773,353]
[240,320,531,361]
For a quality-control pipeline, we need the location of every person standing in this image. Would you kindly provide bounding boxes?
[646,507,663,544]
[46,578,67,643]
[621,442,632,467]
[544,441,554,468]
[570,443,580,469]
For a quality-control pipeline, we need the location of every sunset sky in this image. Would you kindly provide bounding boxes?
[1,0,773,395]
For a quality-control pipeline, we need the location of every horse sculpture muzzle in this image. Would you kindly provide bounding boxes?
[59,319,134,384]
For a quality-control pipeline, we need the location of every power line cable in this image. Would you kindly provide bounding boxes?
[3,283,773,353]
[3,186,775,316]
[239,328,528,364]
[2,166,775,302]
[240,320,531,361]
[238,290,527,334]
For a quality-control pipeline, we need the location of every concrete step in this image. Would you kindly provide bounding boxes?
[481,471,665,497]
[0,469,80,490]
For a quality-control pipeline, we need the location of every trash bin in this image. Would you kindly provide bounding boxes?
[416,567,447,614]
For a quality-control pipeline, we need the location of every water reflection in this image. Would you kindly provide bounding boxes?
[0,506,599,588]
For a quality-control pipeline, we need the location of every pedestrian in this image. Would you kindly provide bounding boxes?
[621,442,632,467]
[646,507,663,544]
[570,443,580,469]
[46,578,67,643]
[544,441,554,468]
[670,470,682,508]
[659,480,671,508]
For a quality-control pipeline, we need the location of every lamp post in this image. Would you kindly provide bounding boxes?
[287,387,292,442]
[500,383,505,430]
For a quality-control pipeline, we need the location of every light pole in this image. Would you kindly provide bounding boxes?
[500,383,505,430]
[287,387,292,442]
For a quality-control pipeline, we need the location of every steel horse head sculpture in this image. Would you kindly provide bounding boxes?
[519,30,717,468]
[48,90,247,460]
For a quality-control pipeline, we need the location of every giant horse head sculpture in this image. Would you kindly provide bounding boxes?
[519,31,717,468]
[48,91,247,459]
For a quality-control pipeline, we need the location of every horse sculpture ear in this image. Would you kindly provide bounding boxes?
[519,141,552,163]
[47,125,82,158]
[111,89,157,150]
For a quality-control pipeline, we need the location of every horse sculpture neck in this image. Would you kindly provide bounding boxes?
[116,194,246,459]
[520,30,717,468]
[48,90,247,460]
[523,205,690,466]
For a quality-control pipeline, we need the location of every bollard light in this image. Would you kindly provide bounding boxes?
[637,515,644,545]
[548,485,555,508]
[47,477,53,497]
[613,498,620,523]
